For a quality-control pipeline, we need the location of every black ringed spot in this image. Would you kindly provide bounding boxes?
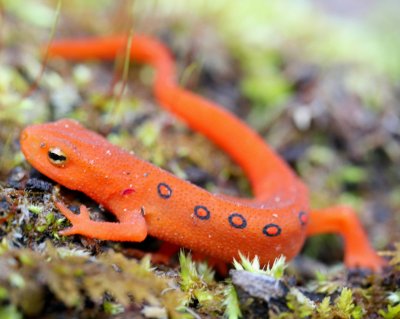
[262,223,282,237]
[298,211,308,226]
[228,213,247,229]
[157,182,172,199]
[194,205,211,220]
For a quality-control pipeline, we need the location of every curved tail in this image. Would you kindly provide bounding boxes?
[47,35,296,198]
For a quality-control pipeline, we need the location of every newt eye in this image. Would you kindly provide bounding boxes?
[48,147,67,166]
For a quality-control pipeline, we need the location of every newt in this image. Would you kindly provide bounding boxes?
[20,35,384,270]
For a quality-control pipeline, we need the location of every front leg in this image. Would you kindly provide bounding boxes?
[306,206,385,271]
[56,202,147,242]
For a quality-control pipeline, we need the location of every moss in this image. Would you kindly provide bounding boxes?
[223,282,242,319]
[178,251,247,317]
[381,243,400,270]
[379,304,400,319]
[226,245,400,319]
[179,252,222,313]
[279,288,363,319]
[0,305,22,319]
[233,253,287,279]
[335,288,363,319]
[0,241,185,317]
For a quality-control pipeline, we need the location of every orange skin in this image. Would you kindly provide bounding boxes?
[20,36,384,270]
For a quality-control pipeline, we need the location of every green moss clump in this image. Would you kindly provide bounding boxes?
[0,241,185,317]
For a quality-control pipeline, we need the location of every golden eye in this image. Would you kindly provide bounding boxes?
[48,147,67,167]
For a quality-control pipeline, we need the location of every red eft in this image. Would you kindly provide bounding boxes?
[20,35,384,270]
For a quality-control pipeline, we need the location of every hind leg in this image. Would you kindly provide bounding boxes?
[306,206,385,271]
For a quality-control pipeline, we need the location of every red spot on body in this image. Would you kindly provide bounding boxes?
[231,216,242,224]
[157,183,172,199]
[299,211,308,226]
[262,223,281,237]
[267,227,279,236]
[122,188,135,196]
[194,205,210,220]
[196,207,208,218]
[228,213,247,229]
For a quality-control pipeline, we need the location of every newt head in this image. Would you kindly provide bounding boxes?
[20,119,114,192]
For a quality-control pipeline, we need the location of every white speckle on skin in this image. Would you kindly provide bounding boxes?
[293,105,312,131]
[275,196,281,203]
[143,172,149,177]
[89,160,95,165]
[129,150,135,155]
[65,124,69,128]
[106,150,112,155]
[272,213,278,218]
[123,208,128,212]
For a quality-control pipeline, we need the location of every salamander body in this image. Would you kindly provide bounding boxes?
[20,35,383,270]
